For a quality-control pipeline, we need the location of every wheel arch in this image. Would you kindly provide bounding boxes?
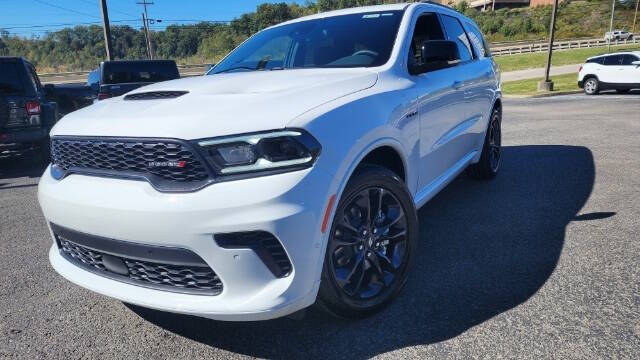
[358,145,407,182]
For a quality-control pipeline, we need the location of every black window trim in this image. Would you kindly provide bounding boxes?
[438,13,476,65]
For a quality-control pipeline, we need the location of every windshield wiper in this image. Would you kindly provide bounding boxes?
[214,66,256,74]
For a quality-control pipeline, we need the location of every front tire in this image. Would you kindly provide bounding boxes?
[584,78,599,95]
[467,106,502,180]
[317,165,418,318]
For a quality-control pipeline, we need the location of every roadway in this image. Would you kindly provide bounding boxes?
[1,93,639,359]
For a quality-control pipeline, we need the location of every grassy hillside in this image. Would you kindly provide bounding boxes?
[467,0,639,42]
[1,0,638,73]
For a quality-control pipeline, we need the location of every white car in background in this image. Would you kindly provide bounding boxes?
[38,3,502,321]
[578,52,640,95]
[604,30,633,41]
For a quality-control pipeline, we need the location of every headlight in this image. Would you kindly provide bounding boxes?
[196,129,321,177]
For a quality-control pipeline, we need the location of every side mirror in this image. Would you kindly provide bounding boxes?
[632,60,640,66]
[409,40,461,75]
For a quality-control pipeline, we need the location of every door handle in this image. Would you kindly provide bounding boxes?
[452,80,463,90]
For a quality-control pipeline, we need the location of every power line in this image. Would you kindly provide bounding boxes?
[32,0,101,19]
[1,19,139,30]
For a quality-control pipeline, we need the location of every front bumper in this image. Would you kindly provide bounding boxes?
[578,80,584,89]
[39,165,335,321]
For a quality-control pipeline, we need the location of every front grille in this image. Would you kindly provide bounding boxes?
[56,232,223,295]
[124,91,188,100]
[215,231,292,278]
[51,137,211,189]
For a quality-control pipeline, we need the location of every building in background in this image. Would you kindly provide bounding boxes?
[529,0,565,7]
[468,0,529,10]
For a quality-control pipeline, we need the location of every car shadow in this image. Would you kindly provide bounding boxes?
[126,144,596,359]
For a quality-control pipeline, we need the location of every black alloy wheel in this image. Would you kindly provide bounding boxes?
[318,165,417,318]
[487,110,502,173]
[467,106,502,179]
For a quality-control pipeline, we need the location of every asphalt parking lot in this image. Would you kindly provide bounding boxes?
[1,93,639,359]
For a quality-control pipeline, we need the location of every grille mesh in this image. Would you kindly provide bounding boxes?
[51,138,210,183]
[58,236,223,294]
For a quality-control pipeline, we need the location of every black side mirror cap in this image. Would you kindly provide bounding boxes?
[411,40,461,74]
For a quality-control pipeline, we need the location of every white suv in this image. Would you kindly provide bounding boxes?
[578,52,640,95]
[38,3,501,321]
[604,30,633,41]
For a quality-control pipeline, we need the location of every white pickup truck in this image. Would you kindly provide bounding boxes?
[39,2,501,321]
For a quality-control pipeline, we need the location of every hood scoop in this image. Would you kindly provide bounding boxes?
[124,91,189,101]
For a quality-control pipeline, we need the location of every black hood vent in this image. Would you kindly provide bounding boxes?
[124,91,188,100]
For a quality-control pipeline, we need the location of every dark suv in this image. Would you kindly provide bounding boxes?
[1,57,58,161]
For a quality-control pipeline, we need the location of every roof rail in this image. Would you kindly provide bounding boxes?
[420,1,451,9]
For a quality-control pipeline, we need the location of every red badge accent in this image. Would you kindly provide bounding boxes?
[178,161,186,168]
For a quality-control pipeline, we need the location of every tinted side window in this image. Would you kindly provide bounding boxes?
[465,22,491,58]
[586,57,603,64]
[440,15,473,62]
[409,13,445,66]
[621,54,639,65]
[603,55,623,66]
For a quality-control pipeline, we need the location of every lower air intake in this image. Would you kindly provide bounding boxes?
[215,231,292,278]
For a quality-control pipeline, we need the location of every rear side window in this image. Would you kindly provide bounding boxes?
[586,57,604,64]
[465,22,491,58]
[603,55,623,66]
[0,62,25,94]
[621,54,639,65]
[440,15,473,62]
[102,62,180,85]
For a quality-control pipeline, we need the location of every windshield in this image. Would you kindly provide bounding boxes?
[210,10,404,74]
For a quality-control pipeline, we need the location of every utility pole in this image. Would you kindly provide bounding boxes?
[137,1,154,59]
[632,0,639,35]
[538,0,559,92]
[99,0,113,60]
[608,0,616,52]
[492,0,495,11]
[141,12,151,59]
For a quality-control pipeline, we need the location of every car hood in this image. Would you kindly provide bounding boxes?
[51,68,378,139]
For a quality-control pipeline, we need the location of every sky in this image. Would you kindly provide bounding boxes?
[0,0,299,37]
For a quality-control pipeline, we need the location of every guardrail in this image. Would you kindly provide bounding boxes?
[38,63,208,79]
[491,36,640,56]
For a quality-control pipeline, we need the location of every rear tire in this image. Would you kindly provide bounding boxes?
[467,107,501,180]
[317,165,418,319]
[583,78,599,95]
